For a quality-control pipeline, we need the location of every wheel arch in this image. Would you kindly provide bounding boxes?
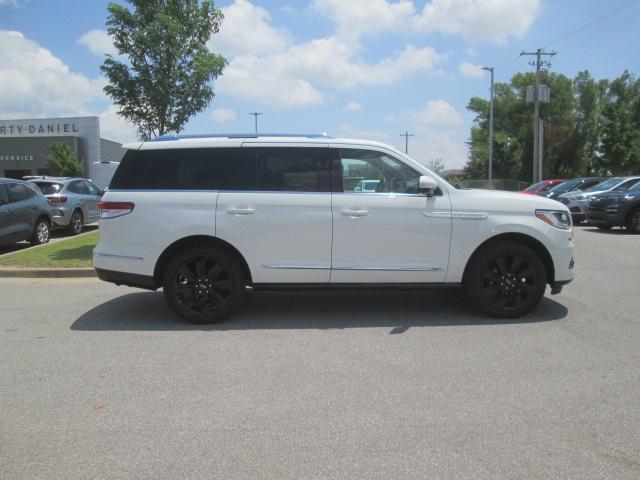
[462,232,555,285]
[624,204,640,230]
[153,235,252,289]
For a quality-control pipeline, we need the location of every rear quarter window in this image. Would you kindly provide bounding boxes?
[109,148,257,190]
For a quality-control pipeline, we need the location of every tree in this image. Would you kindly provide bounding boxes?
[101,0,227,140]
[46,142,84,177]
[428,158,445,173]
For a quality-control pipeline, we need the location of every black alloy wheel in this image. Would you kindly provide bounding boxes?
[626,207,640,234]
[465,241,546,318]
[163,247,245,324]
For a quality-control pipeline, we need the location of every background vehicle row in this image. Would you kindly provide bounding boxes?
[0,178,52,247]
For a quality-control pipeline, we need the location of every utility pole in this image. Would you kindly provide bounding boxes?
[399,131,414,154]
[249,112,262,133]
[482,66,494,182]
[520,49,555,183]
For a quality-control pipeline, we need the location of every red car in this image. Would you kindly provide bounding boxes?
[521,179,566,195]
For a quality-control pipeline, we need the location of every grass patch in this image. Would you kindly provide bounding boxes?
[0,231,99,268]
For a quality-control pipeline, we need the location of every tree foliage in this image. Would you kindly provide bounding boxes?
[101,0,226,140]
[465,70,640,181]
[46,142,84,177]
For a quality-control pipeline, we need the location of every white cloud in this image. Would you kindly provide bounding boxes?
[0,30,105,117]
[0,0,25,6]
[210,0,290,57]
[313,0,540,43]
[217,36,444,107]
[345,101,362,111]
[401,131,468,169]
[312,0,415,42]
[99,105,137,143]
[458,61,484,78]
[78,29,117,57]
[415,0,541,42]
[407,100,463,126]
[211,107,237,123]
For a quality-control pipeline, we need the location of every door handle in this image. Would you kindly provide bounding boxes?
[227,208,255,216]
[6,209,13,215]
[341,209,368,217]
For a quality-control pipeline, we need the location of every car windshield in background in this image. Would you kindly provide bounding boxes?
[584,178,621,191]
[549,179,579,193]
[33,182,63,195]
[524,180,548,191]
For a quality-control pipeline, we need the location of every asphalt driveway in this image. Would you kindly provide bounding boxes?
[1,226,639,479]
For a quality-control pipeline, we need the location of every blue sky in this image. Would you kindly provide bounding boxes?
[1,0,639,169]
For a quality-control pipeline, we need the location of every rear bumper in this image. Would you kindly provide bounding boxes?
[95,268,156,290]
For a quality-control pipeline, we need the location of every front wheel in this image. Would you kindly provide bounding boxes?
[464,241,547,318]
[163,246,246,324]
[626,207,640,233]
[30,218,50,245]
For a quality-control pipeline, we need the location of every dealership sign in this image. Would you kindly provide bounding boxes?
[0,154,35,162]
[0,122,79,136]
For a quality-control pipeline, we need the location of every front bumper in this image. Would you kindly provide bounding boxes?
[586,206,625,226]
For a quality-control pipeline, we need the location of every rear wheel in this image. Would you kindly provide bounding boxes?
[626,207,640,233]
[30,218,50,245]
[68,210,83,235]
[162,246,246,324]
[464,241,547,318]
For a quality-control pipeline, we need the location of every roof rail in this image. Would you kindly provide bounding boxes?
[149,133,332,142]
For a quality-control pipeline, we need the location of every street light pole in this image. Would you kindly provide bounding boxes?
[399,131,414,154]
[482,66,494,182]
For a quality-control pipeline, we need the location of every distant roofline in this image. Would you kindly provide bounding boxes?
[149,133,332,142]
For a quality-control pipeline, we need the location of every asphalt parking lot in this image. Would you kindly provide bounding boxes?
[1,226,639,479]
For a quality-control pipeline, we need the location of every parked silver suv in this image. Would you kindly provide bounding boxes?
[29,177,102,235]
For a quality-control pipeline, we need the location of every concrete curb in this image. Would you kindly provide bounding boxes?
[0,268,97,278]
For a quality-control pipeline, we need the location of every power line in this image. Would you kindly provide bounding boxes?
[544,0,640,48]
[558,11,640,53]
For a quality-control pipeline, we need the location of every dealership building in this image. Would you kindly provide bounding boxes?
[0,116,125,185]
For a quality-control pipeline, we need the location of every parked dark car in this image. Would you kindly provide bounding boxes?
[586,181,640,233]
[0,178,53,247]
[539,177,605,201]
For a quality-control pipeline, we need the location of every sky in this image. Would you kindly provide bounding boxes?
[1,0,639,169]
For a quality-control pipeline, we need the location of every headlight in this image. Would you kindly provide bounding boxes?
[535,209,572,230]
[624,195,636,201]
[575,195,586,200]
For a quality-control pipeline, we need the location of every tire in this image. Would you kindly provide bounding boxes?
[30,218,50,245]
[596,225,612,231]
[626,207,640,234]
[162,246,246,324]
[68,209,83,235]
[464,240,547,318]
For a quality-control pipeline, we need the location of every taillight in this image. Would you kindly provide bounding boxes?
[99,201,135,219]
[47,196,68,204]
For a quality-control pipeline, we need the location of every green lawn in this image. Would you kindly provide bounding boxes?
[0,230,99,268]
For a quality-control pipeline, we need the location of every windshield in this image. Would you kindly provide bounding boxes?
[524,180,549,191]
[614,178,640,191]
[32,182,64,195]
[548,179,579,193]
[584,178,621,192]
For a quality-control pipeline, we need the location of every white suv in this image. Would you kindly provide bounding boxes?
[94,134,574,323]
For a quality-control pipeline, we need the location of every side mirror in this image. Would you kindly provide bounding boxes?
[419,175,438,197]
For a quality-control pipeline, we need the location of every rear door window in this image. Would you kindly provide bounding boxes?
[255,147,332,192]
[0,185,9,205]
